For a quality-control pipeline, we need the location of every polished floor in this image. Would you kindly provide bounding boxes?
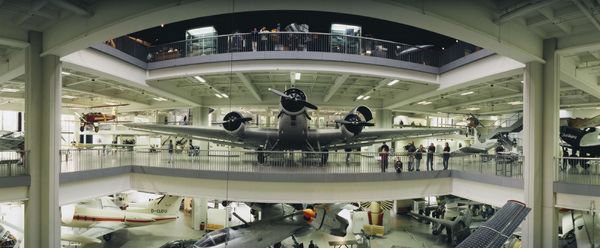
[65,209,466,248]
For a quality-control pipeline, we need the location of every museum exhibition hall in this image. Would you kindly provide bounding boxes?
[0,0,600,247]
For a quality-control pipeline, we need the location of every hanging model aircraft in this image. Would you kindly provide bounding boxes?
[74,104,129,132]
[456,115,522,154]
[61,195,182,244]
[161,203,354,248]
[0,131,24,151]
[126,88,460,163]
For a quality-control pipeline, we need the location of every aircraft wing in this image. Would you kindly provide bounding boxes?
[62,222,126,244]
[315,127,461,150]
[456,200,530,248]
[125,123,277,149]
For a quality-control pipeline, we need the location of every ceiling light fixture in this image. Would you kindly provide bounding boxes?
[153,97,167,101]
[61,71,72,76]
[460,91,474,96]
[466,107,480,111]
[105,102,118,105]
[387,79,399,86]
[220,93,229,98]
[215,94,222,98]
[194,76,206,83]
[356,95,364,100]
[417,101,432,105]
[508,101,523,105]
[0,88,19,93]
[62,95,77,99]
[294,72,301,80]
[363,96,371,100]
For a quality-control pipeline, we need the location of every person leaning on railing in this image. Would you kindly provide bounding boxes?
[379,142,390,172]
[426,143,435,171]
[442,142,450,170]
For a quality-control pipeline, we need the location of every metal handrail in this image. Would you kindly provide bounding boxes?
[554,156,600,185]
[59,148,523,179]
[109,31,481,67]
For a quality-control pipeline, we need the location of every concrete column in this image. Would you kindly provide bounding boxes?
[377,109,393,128]
[522,38,559,247]
[265,108,271,128]
[191,198,208,230]
[24,31,61,248]
[541,38,560,248]
[192,107,210,152]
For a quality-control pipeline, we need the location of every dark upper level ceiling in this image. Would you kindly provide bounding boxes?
[128,10,458,50]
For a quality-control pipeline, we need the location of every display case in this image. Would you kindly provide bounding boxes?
[330,23,361,54]
[186,26,218,56]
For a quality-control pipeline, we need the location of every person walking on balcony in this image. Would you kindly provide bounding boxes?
[251,27,259,52]
[407,141,416,171]
[415,144,424,171]
[426,143,435,171]
[379,142,390,172]
[442,142,450,170]
[168,140,174,165]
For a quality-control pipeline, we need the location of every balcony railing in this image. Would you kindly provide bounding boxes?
[0,150,27,177]
[555,157,600,185]
[60,149,522,178]
[109,32,482,67]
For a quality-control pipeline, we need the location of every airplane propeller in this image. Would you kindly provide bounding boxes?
[268,88,318,110]
[335,119,375,126]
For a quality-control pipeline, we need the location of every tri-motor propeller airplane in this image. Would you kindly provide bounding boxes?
[126,87,460,163]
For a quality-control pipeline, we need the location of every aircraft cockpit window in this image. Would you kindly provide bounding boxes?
[193,229,230,247]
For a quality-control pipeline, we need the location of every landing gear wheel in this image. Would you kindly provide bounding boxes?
[102,234,112,241]
[94,126,100,133]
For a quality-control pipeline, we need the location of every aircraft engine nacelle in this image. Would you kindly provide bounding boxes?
[340,106,374,138]
[221,111,251,137]
[280,88,308,115]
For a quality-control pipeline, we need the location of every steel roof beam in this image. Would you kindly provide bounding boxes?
[236,72,262,102]
[323,74,349,102]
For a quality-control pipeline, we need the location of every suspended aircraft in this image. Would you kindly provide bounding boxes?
[161,203,354,248]
[61,195,182,244]
[74,104,129,132]
[456,115,522,154]
[0,223,20,248]
[126,88,460,163]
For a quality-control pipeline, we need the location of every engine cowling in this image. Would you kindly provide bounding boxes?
[221,111,250,137]
[340,106,373,137]
[280,88,307,115]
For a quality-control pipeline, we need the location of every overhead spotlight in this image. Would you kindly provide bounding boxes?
[356,95,364,100]
[441,47,445,50]
[220,93,229,98]
[455,39,459,43]
[417,101,432,105]
[62,95,77,99]
[105,101,118,105]
[294,72,301,80]
[215,93,223,98]
[61,71,72,76]
[194,76,206,83]
[153,97,167,101]
[387,79,399,86]
[0,88,19,93]
[160,24,165,28]
[466,107,480,111]
[508,101,523,105]
[460,91,474,96]
[363,96,371,100]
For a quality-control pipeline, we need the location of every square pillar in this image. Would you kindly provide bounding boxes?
[192,107,210,152]
[191,198,208,230]
[376,109,393,129]
[522,38,560,248]
[24,31,62,248]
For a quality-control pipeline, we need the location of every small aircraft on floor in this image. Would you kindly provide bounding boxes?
[161,203,354,248]
[409,202,474,246]
[61,195,182,244]
[0,223,20,248]
[74,104,129,132]
[127,87,460,164]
